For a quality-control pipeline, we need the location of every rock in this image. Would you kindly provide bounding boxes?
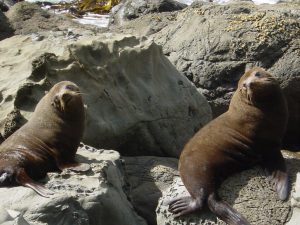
[269,39,300,150]
[0,33,212,157]
[279,0,300,3]
[156,152,300,225]
[0,10,13,40]
[5,2,100,35]
[0,0,15,11]
[0,1,9,12]
[111,0,187,25]
[287,172,300,225]
[0,144,147,225]
[114,1,300,149]
[124,156,178,225]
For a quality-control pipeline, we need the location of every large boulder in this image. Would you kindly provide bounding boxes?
[0,33,212,157]
[0,144,147,225]
[156,151,300,225]
[113,1,300,148]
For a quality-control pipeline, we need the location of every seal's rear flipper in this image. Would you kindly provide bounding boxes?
[269,170,288,201]
[16,168,54,198]
[207,193,251,225]
[262,150,289,200]
[166,196,203,218]
[58,162,90,172]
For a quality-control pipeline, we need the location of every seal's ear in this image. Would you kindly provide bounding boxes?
[44,91,49,95]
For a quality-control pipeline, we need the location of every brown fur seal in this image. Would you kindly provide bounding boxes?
[0,81,89,197]
[168,68,289,225]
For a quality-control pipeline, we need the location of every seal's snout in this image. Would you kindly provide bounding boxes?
[242,79,252,91]
[0,169,14,185]
[62,93,72,104]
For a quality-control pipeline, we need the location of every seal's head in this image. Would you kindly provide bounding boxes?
[49,81,84,118]
[238,67,280,105]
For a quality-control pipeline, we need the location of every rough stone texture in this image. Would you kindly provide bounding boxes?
[268,40,300,149]
[5,1,102,35]
[156,152,300,225]
[0,33,212,157]
[111,0,187,25]
[124,156,178,225]
[113,1,300,148]
[287,172,300,225]
[0,10,13,40]
[0,1,9,12]
[0,144,147,225]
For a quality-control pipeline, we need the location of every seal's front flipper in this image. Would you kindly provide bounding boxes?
[207,193,251,225]
[16,168,54,198]
[262,150,289,200]
[58,162,90,172]
[167,196,203,218]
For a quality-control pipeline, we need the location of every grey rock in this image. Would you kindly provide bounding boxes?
[287,172,300,225]
[0,33,212,157]
[5,2,101,35]
[0,10,13,40]
[111,0,187,25]
[269,39,300,150]
[279,0,300,3]
[0,0,15,11]
[156,152,300,225]
[0,144,147,225]
[124,156,178,225]
[113,1,300,148]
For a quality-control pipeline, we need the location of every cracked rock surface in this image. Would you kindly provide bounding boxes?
[0,144,147,225]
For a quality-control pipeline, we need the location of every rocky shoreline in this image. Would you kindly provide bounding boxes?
[0,0,300,224]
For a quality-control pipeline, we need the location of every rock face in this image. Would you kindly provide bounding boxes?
[114,1,300,148]
[0,10,13,41]
[0,144,147,225]
[287,172,300,225]
[5,2,91,35]
[111,0,187,25]
[0,33,212,157]
[124,156,178,225]
[156,152,300,225]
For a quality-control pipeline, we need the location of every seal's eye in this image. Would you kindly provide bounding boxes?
[65,85,74,90]
[254,72,261,77]
[65,84,79,92]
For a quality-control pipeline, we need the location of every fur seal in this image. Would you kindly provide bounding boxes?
[168,68,289,225]
[0,81,89,197]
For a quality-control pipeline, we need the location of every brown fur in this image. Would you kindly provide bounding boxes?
[168,68,288,225]
[0,81,88,197]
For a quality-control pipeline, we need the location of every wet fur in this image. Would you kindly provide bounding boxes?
[169,68,289,225]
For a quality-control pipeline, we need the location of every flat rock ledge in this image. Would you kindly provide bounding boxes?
[0,144,147,225]
[156,152,300,225]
